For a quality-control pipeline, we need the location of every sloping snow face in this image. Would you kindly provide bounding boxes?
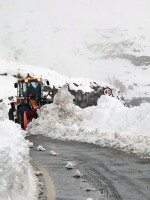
[0,104,37,200]
[82,96,150,154]
[27,85,92,137]
[0,57,117,98]
[0,0,150,100]
[0,119,27,200]
[83,96,150,135]
[27,86,150,155]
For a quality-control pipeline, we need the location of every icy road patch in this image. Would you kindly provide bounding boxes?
[27,85,150,155]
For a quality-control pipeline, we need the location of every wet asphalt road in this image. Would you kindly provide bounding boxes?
[27,135,150,200]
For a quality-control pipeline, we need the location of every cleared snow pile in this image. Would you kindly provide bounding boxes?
[0,118,38,200]
[83,96,150,154]
[27,85,92,137]
[83,95,150,134]
[27,85,150,155]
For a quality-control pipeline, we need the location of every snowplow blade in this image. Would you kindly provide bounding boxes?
[24,108,39,129]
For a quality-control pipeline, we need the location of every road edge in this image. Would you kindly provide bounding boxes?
[31,157,56,200]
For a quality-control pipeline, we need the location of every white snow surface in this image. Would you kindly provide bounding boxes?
[27,86,150,155]
[37,145,46,151]
[0,102,8,119]
[0,0,150,100]
[0,104,38,200]
[0,57,112,100]
[83,96,150,135]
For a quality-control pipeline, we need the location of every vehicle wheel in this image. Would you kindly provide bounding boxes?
[17,106,30,129]
[9,108,14,121]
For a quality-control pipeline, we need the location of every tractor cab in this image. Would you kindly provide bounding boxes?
[9,74,50,129]
[15,78,42,99]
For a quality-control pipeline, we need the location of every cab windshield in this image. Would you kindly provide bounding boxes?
[19,80,41,97]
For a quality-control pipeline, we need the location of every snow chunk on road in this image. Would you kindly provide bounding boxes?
[50,150,57,156]
[27,86,150,155]
[65,162,74,169]
[73,170,83,178]
[37,145,46,151]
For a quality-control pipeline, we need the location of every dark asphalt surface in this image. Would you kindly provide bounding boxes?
[27,135,150,200]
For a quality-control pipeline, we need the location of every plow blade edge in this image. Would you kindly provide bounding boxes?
[24,108,39,129]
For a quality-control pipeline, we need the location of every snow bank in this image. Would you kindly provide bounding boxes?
[0,102,8,119]
[0,117,38,199]
[0,57,150,102]
[0,57,102,95]
[27,86,150,155]
[0,74,17,99]
[83,95,150,135]
[27,85,91,137]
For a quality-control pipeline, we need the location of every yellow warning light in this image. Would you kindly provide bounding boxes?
[37,78,42,82]
[25,79,28,83]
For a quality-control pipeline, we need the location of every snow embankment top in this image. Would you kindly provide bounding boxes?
[0,118,29,200]
[0,58,121,101]
[83,95,150,135]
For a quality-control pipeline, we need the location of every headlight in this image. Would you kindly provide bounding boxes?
[25,79,28,83]
[37,78,42,82]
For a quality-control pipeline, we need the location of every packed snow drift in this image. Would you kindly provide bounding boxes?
[27,86,150,155]
[0,104,38,200]
[83,96,150,135]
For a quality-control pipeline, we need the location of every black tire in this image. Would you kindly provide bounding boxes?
[9,108,14,121]
[17,106,30,129]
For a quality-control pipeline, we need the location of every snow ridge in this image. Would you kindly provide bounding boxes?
[27,86,150,155]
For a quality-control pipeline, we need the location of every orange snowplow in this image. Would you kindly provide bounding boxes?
[8,74,51,129]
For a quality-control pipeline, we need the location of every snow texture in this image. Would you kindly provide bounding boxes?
[34,171,43,176]
[50,150,57,156]
[27,140,34,148]
[0,102,8,119]
[0,1,150,100]
[73,170,83,178]
[0,57,114,98]
[37,145,46,151]
[0,102,38,200]
[65,162,74,169]
[27,86,150,155]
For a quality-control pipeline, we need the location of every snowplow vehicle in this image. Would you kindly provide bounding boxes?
[9,74,51,129]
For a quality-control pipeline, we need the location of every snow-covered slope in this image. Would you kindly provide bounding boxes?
[0,58,122,104]
[0,0,150,100]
